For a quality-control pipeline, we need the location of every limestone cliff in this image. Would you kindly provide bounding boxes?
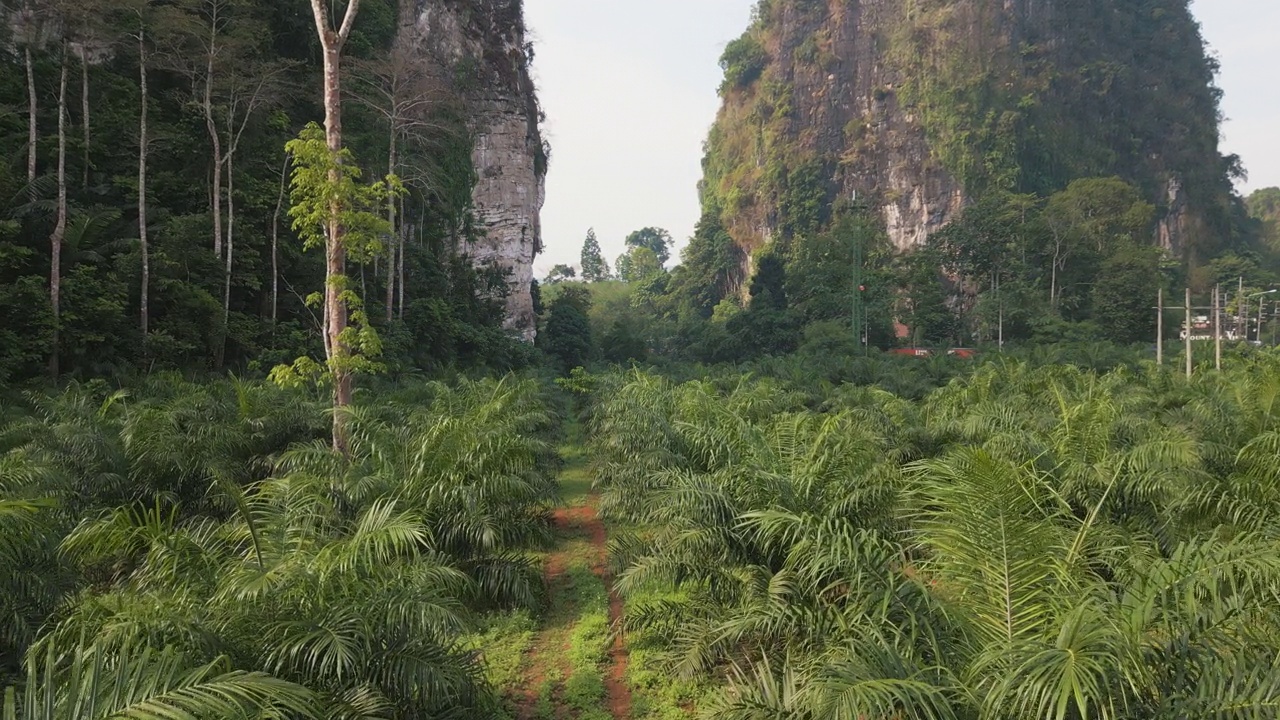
[703,0,1232,270]
[398,0,546,341]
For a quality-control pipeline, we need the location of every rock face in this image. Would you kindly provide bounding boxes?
[703,0,1228,273]
[398,0,545,341]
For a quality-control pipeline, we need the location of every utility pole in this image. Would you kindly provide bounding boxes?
[1246,289,1277,343]
[1214,284,1222,371]
[851,229,865,354]
[1238,276,1245,341]
[1185,288,1193,379]
[1157,288,1164,366]
[1260,294,1266,343]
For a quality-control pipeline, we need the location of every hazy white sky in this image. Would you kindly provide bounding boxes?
[524,0,1280,275]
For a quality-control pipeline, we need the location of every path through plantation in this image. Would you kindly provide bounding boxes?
[504,443,634,720]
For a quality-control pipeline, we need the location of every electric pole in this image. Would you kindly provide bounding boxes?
[1238,276,1245,341]
[851,229,865,354]
[1214,284,1222,371]
[1185,288,1193,379]
[1156,288,1163,366]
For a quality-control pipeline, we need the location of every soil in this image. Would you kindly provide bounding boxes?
[581,498,633,719]
[512,496,632,719]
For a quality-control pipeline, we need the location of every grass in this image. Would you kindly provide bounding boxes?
[558,441,594,506]
[532,672,560,719]
[466,610,538,692]
[563,563,610,717]
[474,424,651,719]
[626,631,711,719]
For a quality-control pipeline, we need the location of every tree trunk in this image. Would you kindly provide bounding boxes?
[398,202,408,320]
[308,0,362,454]
[50,51,68,379]
[204,29,223,258]
[139,31,150,336]
[1049,232,1061,311]
[220,150,235,367]
[271,152,289,323]
[26,47,37,183]
[385,129,397,323]
[81,49,90,187]
[322,43,351,453]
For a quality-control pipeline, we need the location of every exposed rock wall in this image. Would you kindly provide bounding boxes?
[704,0,1228,274]
[785,0,968,253]
[398,0,545,341]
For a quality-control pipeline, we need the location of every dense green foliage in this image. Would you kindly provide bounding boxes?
[540,179,1276,372]
[541,284,594,374]
[7,2,1280,716]
[1248,187,1280,254]
[588,350,1280,719]
[1,373,562,717]
[0,0,530,386]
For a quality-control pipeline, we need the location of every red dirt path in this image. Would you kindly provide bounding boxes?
[579,498,633,720]
[513,500,632,719]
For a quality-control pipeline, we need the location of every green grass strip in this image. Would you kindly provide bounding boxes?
[563,562,611,719]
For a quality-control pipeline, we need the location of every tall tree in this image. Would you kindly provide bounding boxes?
[161,0,256,259]
[269,152,290,323]
[580,228,610,282]
[1043,177,1154,313]
[1092,241,1161,344]
[137,16,149,336]
[616,246,663,283]
[116,0,159,336]
[546,264,576,283]
[308,0,364,454]
[624,226,674,265]
[68,0,109,187]
[540,285,593,373]
[16,0,43,183]
[216,61,289,362]
[349,44,443,323]
[48,41,68,377]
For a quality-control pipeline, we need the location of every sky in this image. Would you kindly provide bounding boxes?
[523,0,1280,276]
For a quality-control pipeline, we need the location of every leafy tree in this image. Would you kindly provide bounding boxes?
[1091,241,1162,344]
[667,210,744,319]
[623,226,673,265]
[1246,187,1280,257]
[546,263,576,283]
[1042,177,1154,313]
[788,214,868,323]
[615,246,663,283]
[540,284,593,373]
[718,33,767,93]
[1247,187,1280,222]
[579,228,610,282]
[748,253,787,310]
[900,246,960,346]
[600,318,647,365]
[270,123,398,451]
[530,277,543,316]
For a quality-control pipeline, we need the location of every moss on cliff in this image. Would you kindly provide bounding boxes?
[700,0,1239,272]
